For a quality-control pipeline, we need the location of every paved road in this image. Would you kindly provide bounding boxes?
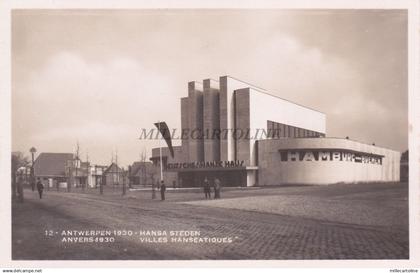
[12,183,409,260]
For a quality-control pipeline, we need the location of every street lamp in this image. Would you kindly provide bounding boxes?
[29,147,37,191]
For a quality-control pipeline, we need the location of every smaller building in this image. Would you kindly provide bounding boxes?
[129,161,158,186]
[34,153,74,188]
[87,165,107,188]
[103,163,124,186]
[71,159,108,188]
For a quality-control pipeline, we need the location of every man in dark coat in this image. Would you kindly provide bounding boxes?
[160,180,166,201]
[36,180,44,199]
[203,177,211,199]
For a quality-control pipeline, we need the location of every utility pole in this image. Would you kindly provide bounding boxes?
[111,150,114,190]
[128,165,132,189]
[158,121,163,182]
[75,141,80,189]
[84,151,89,191]
[30,147,37,192]
[67,159,72,193]
[122,167,126,196]
[116,150,119,186]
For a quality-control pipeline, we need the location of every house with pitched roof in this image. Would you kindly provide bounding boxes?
[103,162,125,186]
[33,152,74,188]
[129,161,158,186]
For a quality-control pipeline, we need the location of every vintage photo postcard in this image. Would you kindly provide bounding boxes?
[1,0,419,270]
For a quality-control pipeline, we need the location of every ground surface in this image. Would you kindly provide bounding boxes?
[12,183,409,260]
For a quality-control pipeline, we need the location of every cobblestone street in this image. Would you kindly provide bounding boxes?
[12,183,408,260]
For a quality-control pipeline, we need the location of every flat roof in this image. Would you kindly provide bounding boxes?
[225,75,326,115]
[258,137,401,152]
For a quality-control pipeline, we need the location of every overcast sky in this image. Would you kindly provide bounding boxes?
[12,9,408,166]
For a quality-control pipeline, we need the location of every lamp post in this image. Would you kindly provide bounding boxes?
[29,147,37,191]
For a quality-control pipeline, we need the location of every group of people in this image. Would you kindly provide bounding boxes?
[203,177,221,199]
[32,177,222,202]
[16,175,44,201]
[152,177,222,201]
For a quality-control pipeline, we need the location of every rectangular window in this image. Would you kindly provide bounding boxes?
[280,123,286,138]
[275,123,280,138]
[274,122,278,138]
[267,121,272,138]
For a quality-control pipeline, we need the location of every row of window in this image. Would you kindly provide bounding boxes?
[267,120,325,139]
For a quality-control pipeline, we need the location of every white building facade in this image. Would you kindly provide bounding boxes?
[151,76,400,187]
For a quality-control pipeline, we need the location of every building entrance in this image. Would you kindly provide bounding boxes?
[178,170,246,188]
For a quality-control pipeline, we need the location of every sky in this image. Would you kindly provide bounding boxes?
[12,9,408,167]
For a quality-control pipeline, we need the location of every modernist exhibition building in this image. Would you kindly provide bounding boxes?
[151,76,401,187]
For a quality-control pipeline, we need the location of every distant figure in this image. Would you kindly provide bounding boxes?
[214,178,221,199]
[36,181,44,199]
[203,177,211,199]
[172,180,176,189]
[160,180,166,201]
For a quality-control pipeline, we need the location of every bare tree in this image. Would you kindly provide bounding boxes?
[140,148,147,187]
[11,152,29,201]
[75,141,80,188]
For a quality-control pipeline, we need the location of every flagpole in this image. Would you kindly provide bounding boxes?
[158,121,163,182]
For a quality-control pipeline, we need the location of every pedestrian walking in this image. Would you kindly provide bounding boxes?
[203,177,211,199]
[36,180,44,199]
[214,178,221,199]
[160,180,166,201]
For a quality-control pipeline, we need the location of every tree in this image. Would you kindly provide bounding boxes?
[139,149,147,187]
[11,152,29,201]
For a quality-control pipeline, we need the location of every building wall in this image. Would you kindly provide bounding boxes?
[219,76,255,161]
[203,79,220,162]
[234,88,251,164]
[234,87,326,166]
[180,97,190,161]
[151,146,184,184]
[257,138,401,185]
[187,81,204,162]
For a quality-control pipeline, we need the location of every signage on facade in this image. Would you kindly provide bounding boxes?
[279,150,383,165]
[166,160,245,170]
